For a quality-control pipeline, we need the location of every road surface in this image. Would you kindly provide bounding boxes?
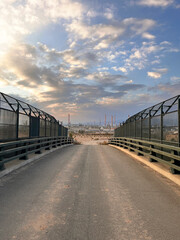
[0,145,180,240]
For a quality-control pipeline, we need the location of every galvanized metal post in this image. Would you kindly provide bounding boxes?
[16,103,19,140]
[29,108,31,138]
[161,105,163,143]
[178,97,180,147]
[149,110,151,141]
[38,113,40,137]
[140,114,142,140]
[45,117,47,137]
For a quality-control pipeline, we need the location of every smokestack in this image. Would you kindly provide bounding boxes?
[105,114,106,127]
[111,115,113,128]
[68,114,71,126]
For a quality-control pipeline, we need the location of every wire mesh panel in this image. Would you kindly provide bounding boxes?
[54,123,59,136]
[58,124,62,136]
[51,122,55,136]
[126,123,130,137]
[135,120,141,138]
[46,121,51,137]
[129,121,135,138]
[113,95,179,146]
[151,115,161,141]
[40,119,46,137]
[30,116,39,137]
[163,112,178,144]
[62,126,65,136]
[142,118,149,140]
[0,92,67,141]
[18,114,29,138]
[0,109,17,140]
[117,127,121,137]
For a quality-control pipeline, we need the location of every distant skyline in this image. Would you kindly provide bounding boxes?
[0,0,180,124]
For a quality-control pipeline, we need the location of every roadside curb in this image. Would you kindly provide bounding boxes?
[109,144,180,187]
[0,144,73,179]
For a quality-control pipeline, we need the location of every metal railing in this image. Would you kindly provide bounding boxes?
[0,136,73,171]
[0,92,68,142]
[114,95,180,147]
[109,137,180,174]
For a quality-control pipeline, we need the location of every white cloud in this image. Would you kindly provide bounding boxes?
[66,18,156,52]
[122,18,156,36]
[104,8,114,20]
[170,76,180,82]
[123,40,177,72]
[154,68,168,73]
[0,0,85,52]
[147,68,168,78]
[112,66,127,73]
[160,41,171,45]
[97,67,109,71]
[137,0,174,7]
[142,32,155,39]
[94,39,111,50]
[148,72,162,78]
[66,21,125,40]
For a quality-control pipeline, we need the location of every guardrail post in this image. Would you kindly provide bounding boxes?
[149,144,157,162]
[129,140,134,152]
[35,139,42,154]
[170,150,179,174]
[137,141,143,156]
[57,137,61,146]
[123,139,128,149]
[19,142,28,160]
[52,137,57,148]
[45,138,51,150]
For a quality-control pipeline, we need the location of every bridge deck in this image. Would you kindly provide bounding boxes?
[0,145,180,240]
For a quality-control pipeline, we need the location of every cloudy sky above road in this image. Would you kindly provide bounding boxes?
[0,0,180,124]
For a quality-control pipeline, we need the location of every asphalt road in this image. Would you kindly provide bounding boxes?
[0,145,180,240]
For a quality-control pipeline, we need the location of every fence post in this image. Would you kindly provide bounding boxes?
[29,108,31,138]
[38,113,40,137]
[178,97,180,147]
[140,114,142,140]
[16,103,19,140]
[45,117,47,137]
[149,110,151,141]
[161,105,163,144]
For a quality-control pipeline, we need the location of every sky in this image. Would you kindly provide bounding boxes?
[0,0,180,124]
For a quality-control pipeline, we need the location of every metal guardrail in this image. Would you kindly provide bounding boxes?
[0,136,73,171]
[109,137,180,174]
